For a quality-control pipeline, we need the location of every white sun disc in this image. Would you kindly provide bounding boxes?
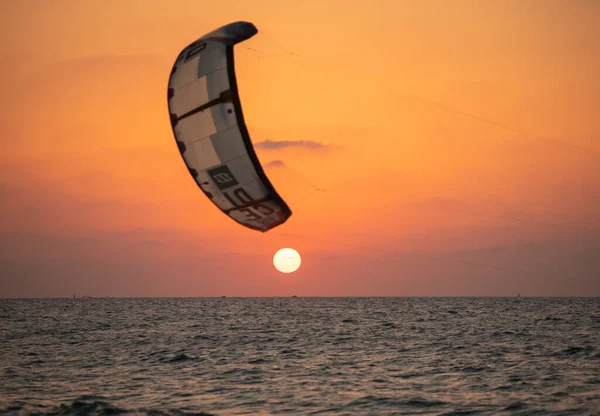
[273,248,301,273]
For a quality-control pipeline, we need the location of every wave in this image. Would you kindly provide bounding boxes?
[1,396,217,416]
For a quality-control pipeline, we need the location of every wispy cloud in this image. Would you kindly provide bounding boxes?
[255,140,332,150]
[139,240,163,247]
[264,160,285,168]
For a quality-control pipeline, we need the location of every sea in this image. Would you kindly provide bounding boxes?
[1,297,599,415]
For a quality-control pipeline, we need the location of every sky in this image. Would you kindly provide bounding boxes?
[1,0,599,297]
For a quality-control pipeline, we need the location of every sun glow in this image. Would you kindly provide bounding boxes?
[273,248,301,273]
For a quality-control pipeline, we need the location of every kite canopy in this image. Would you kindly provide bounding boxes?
[167,22,292,232]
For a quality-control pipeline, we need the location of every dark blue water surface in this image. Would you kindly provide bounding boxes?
[1,297,599,415]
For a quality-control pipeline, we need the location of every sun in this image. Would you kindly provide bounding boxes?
[273,248,301,273]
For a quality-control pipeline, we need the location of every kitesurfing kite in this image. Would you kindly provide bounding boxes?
[167,21,292,232]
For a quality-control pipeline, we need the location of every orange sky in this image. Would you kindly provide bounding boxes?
[1,0,599,297]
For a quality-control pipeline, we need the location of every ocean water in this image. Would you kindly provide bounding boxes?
[1,297,599,415]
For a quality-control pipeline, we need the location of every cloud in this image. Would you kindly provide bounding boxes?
[254,140,332,150]
[411,196,476,211]
[139,240,163,247]
[264,160,285,168]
